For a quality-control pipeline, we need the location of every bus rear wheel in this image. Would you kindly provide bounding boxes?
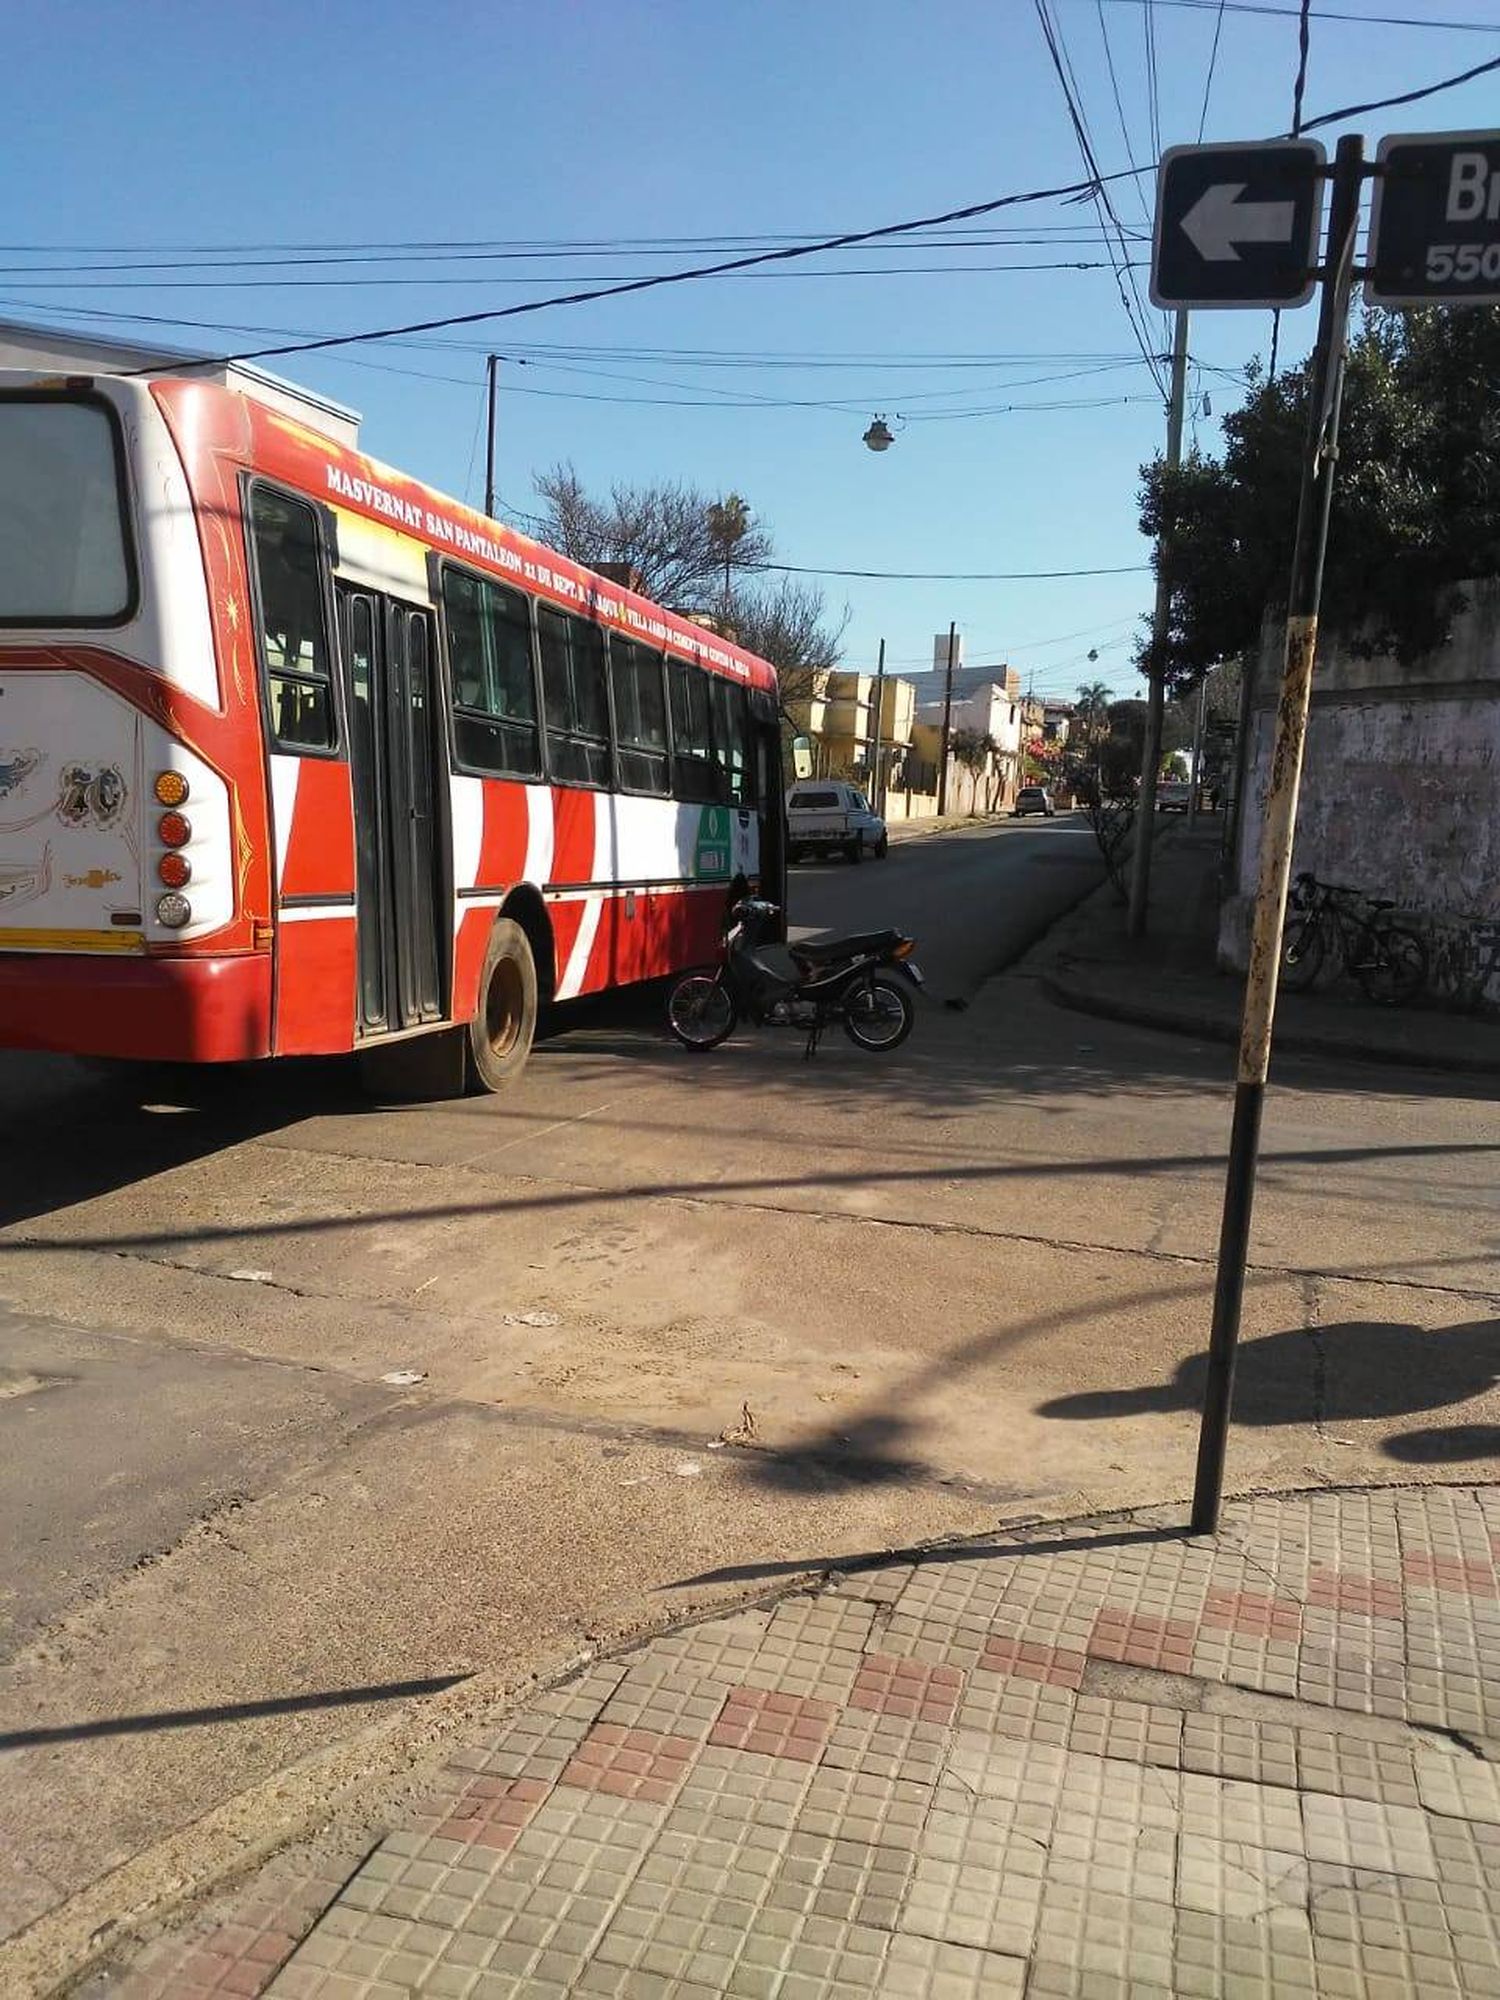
[466,918,539,1093]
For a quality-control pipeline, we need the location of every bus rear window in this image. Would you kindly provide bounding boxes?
[0,395,134,624]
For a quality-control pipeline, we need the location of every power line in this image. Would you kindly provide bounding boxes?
[1087,0,1499,29]
[1197,0,1230,140]
[1094,1,1153,229]
[1269,0,1313,383]
[1033,0,1169,396]
[1296,48,1500,132]
[749,561,1150,581]
[118,167,1155,377]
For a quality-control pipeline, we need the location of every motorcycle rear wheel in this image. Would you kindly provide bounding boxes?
[667,970,738,1050]
[843,973,914,1052]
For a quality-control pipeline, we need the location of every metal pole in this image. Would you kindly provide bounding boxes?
[1128,311,1191,937]
[871,638,886,814]
[484,356,499,519]
[937,621,958,817]
[1187,673,1208,831]
[1191,133,1365,1537]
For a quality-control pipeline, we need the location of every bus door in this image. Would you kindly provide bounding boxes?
[338,589,447,1037]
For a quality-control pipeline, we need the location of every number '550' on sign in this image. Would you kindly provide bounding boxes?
[1368,131,1500,307]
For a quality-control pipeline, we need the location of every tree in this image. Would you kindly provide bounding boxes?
[1073,681,1112,749]
[533,463,772,608]
[1138,308,1500,686]
[531,464,845,707]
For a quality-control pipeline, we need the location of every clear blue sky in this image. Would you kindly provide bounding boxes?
[8,1,1497,702]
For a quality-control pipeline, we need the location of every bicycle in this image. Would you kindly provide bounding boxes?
[1426,920,1500,1014]
[1280,873,1427,1006]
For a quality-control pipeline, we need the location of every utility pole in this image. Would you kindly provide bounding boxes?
[870,638,886,813]
[484,355,499,519]
[937,621,958,816]
[1127,310,1190,937]
[1186,671,1209,831]
[1191,134,1364,1537]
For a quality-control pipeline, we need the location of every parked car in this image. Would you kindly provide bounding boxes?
[785,781,888,864]
[1012,785,1055,818]
[1156,782,1192,812]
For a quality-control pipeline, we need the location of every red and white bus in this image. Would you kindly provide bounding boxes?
[0,361,787,1090]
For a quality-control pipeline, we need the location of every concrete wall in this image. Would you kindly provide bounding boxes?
[1220,579,1500,1011]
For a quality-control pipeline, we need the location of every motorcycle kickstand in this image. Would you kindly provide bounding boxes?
[803,1022,823,1062]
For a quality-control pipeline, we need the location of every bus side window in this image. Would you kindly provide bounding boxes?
[611,640,669,796]
[441,566,542,778]
[708,676,755,806]
[538,607,610,788]
[248,489,335,751]
[668,659,717,804]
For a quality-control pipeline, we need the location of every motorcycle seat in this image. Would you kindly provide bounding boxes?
[791,928,904,964]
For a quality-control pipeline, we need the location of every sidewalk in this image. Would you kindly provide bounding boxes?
[1038,826,1500,1078]
[91,1484,1500,1999]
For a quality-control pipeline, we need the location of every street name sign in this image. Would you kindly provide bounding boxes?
[1151,140,1326,309]
[1368,130,1500,306]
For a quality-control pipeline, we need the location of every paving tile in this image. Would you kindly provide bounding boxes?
[819,1700,951,1786]
[953,1667,1074,1746]
[901,1794,1046,1957]
[433,1775,552,1852]
[671,1742,819,1835]
[598,1666,729,1742]
[795,1764,933,1848]
[732,1909,893,1996]
[848,1651,964,1725]
[1292,1730,1421,1809]
[1306,1568,1406,1619]
[558,1721,698,1806]
[940,1732,1069,1821]
[1413,1748,1500,1824]
[1176,1839,1310,1922]
[1308,1866,1471,1996]
[643,1608,773,1688]
[1029,1880,1177,1992]
[1180,1713,1298,1789]
[1086,1608,1197,1674]
[1200,1586,1304,1640]
[878,1931,1027,1998]
[709,1684,837,1763]
[734,1595,876,1703]
[875,1608,992,1671]
[1301,1791,1438,1878]
[1172,1906,1318,1997]
[1179,1772,1307,1855]
[1404,1553,1500,1597]
[763,1826,915,1930]
[979,1633,1087,1690]
[1067,1695,1183,1770]
[827,1560,916,1608]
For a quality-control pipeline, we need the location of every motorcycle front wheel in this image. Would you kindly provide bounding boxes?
[667,970,738,1050]
[843,973,914,1052]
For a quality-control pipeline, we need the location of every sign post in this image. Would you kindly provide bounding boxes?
[1163,121,1500,1534]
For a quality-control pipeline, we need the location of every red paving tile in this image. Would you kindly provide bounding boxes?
[850,1652,964,1722]
[435,1773,552,1849]
[1307,1568,1405,1619]
[1403,1553,1499,1597]
[709,1685,836,1763]
[980,1633,1088,1690]
[560,1723,698,1804]
[1087,1608,1197,1673]
[1200,1588,1304,1640]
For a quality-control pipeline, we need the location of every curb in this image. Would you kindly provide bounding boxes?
[1041,965,1500,1079]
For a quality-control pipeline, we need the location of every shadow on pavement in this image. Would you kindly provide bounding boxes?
[1037,1316,1500,1428]
[1381,1422,1500,1465]
[670,1523,1186,1591]
[0,1671,469,1751]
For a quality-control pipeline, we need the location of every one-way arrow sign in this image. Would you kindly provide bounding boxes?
[1152,140,1326,309]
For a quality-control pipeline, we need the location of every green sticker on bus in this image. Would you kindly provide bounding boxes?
[694,804,731,880]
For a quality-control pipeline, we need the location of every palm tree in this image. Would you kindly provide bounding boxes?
[1075,680,1112,749]
[706,494,751,626]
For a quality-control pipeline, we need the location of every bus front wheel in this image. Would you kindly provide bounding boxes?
[467,918,539,1093]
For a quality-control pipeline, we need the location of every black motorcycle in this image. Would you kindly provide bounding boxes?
[666,896,923,1058]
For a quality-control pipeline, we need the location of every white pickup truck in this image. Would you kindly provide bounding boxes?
[785,781,889,864]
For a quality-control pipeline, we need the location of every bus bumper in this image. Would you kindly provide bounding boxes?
[0,952,273,1063]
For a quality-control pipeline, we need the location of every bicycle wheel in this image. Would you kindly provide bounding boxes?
[1280,916,1325,992]
[843,973,914,1052]
[1355,925,1427,1007]
[666,970,738,1050]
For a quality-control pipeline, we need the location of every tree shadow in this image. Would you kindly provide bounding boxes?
[1037,1317,1500,1428]
[1382,1423,1500,1466]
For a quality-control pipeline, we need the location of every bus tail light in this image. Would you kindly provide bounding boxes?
[153,771,190,807]
[158,810,192,848]
[158,852,191,888]
[156,892,192,929]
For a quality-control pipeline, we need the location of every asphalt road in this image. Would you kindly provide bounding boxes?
[1,814,1495,1987]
